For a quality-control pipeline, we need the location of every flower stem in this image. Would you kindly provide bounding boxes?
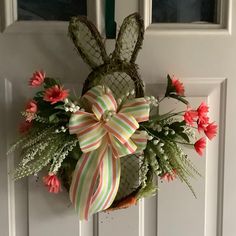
[175,141,194,146]
[158,97,166,103]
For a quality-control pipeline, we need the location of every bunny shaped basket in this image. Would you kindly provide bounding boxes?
[67,13,146,207]
[9,13,217,220]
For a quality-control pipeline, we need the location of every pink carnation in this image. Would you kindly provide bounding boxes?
[43,85,69,104]
[183,109,198,126]
[171,76,185,96]
[197,102,209,122]
[204,122,217,140]
[194,137,206,156]
[43,174,61,194]
[197,120,206,132]
[29,70,45,87]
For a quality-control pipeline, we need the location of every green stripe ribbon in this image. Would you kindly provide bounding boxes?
[69,86,150,220]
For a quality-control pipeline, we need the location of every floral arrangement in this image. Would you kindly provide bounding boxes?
[8,13,217,220]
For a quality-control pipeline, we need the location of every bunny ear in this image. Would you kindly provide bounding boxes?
[113,13,144,63]
[68,16,109,69]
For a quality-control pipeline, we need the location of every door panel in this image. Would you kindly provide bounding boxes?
[147,80,225,236]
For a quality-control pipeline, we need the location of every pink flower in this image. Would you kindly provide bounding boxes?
[183,109,198,126]
[43,85,69,104]
[171,76,185,96]
[197,102,209,115]
[194,137,206,156]
[197,120,207,132]
[25,100,37,121]
[198,115,209,124]
[19,121,32,134]
[197,102,209,122]
[29,70,45,87]
[43,174,61,194]
[204,122,217,140]
[161,169,177,182]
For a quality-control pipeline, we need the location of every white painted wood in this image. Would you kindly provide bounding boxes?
[0,0,17,32]
[0,1,235,236]
[0,0,105,34]
[146,79,225,236]
[0,79,29,236]
[0,79,13,236]
[140,0,231,33]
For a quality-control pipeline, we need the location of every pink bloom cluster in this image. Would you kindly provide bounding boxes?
[19,71,45,133]
[20,70,69,134]
[170,76,217,157]
[161,169,177,182]
[19,99,38,134]
[183,102,217,156]
[29,70,68,104]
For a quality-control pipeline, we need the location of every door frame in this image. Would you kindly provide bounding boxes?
[139,0,232,34]
[0,0,105,35]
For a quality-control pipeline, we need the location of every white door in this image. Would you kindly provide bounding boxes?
[0,0,234,236]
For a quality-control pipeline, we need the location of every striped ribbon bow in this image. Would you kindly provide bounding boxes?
[69,86,150,220]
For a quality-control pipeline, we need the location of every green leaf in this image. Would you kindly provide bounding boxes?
[34,91,44,98]
[168,121,190,142]
[169,94,189,105]
[54,104,65,110]
[165,74,175,97]
[169,121,185,130]
[43,77,60,89]
[169,121,184,128]
[49,114,57,122]
[178,132,190,143]
[136,181,158,199]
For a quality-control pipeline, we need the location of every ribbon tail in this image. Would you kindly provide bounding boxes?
[89,147,120,214]
[69,146,107,220]
[69,145,120,220]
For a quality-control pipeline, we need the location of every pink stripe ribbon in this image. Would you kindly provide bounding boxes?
[69,86,150,220]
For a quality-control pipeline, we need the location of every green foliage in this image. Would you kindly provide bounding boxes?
[137,158,158,200]
[136,178,158,199]
[11,122,80,180]
[141,116,201,197]
[49,139,79,174]
[163,140,200,197]
[169,121,190,142]
[8,71,78,186]
[8,123,52,153]
[43,77,60,89]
